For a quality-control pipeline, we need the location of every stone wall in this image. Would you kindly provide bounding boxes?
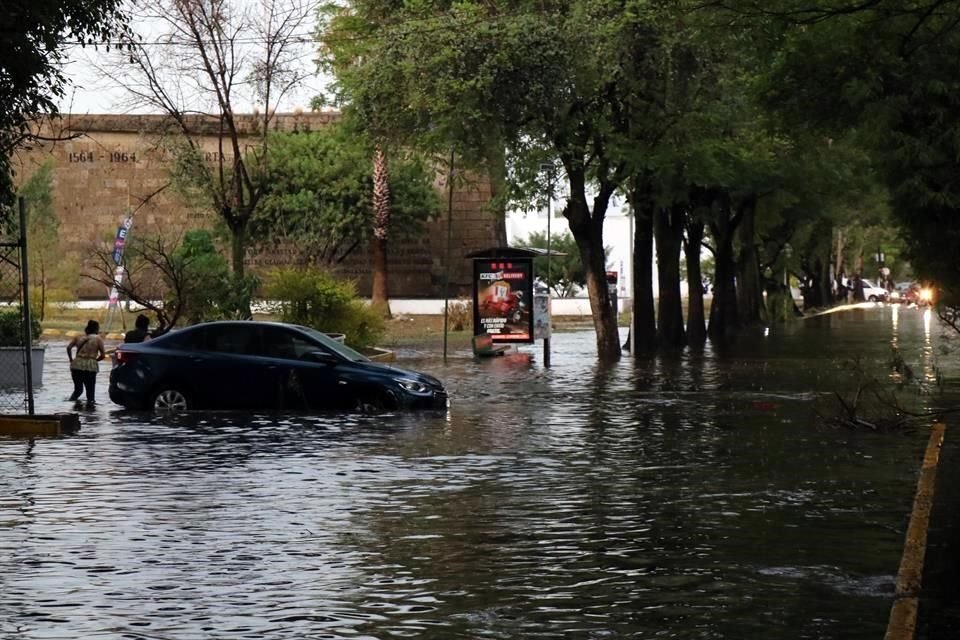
[12,112,499,299]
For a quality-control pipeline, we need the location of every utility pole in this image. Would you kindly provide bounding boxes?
[442,151,455,362]
[539,163,555,367]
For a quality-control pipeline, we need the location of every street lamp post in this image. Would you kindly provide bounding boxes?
[442,150,455,363]
[539,163,555,367]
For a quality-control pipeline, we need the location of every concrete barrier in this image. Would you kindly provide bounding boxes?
[0,413,81,438]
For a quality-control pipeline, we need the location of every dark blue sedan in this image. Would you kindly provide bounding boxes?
[109,321,447,412]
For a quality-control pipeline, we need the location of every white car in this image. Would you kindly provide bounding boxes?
[845,277,889,302]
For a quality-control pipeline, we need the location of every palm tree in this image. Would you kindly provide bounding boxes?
[370,143,392,318]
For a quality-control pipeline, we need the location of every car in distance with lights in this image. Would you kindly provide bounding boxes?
[845,277,889,302]
[109,321,447,412]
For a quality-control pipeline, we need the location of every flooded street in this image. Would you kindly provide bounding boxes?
[2,305,958,639]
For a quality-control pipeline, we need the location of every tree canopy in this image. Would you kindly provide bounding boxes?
[1,0,128,208]
[755,0,960,309]
[249,126,440,265]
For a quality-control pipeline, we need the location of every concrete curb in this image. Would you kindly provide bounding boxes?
[0,413,81,438]
[885,422,946,640]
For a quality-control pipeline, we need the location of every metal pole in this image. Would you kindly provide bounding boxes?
[543,171,552,368]
[18,197,35,414]
[442,150,455,362]
[628,207,635,353]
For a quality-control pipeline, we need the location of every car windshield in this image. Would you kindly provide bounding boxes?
[298,326,370,362]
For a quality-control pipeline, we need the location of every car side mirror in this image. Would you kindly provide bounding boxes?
[305,350,338,365]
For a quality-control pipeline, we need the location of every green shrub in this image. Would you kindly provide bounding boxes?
[0,307,41,346]
[174,230,258,322]
[265,268,385,349]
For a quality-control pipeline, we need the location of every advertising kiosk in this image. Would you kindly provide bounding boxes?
[466,247,555,365]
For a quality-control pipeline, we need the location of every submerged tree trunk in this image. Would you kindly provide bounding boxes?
[735,195,765,327]
[708,192,740,341]
[818,255,831,307]
[371,144,392,318]
[562,163,621,361]
[629,175,657,354]
[655,203,686,348]
[685,217,706,346]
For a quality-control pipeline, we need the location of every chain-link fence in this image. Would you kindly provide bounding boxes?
[0,198,36,414]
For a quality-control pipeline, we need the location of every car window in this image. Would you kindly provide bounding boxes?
[157,327,204,351]
[259,327,318,360]
[298,326,370,362]
[206,325,259,355]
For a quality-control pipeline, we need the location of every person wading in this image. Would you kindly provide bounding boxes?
[67,320,106,405]
[124,314,152,344]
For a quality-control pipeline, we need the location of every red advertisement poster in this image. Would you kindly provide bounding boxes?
[473,259,534,344]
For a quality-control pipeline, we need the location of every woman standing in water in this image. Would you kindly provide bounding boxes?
[66,320,106,404]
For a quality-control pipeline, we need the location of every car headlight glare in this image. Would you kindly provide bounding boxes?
[395,378,430,394]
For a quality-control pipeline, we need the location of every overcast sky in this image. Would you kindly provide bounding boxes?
[57,7,327,116]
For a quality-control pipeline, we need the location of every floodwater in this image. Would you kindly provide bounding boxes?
[2,304,958,639]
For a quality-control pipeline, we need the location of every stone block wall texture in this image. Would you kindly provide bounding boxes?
[12,112,501,299]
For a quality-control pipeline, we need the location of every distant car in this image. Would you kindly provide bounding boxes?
[109,321,447,412]
[845,277,889,302]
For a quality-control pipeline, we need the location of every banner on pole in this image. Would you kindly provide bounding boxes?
[107,216,134,309]
[112,217,134,265]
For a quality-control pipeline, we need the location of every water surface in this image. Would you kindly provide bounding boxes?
[2,304,956,639]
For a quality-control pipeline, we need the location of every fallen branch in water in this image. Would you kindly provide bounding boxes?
[817,355,955,432]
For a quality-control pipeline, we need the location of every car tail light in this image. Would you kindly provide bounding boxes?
[114,350,137,365]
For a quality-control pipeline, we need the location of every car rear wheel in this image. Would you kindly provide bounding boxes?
[151,386,191,412]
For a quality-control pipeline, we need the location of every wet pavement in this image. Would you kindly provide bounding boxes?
[2,304,958,639]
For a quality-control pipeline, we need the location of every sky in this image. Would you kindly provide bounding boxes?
[57,6,327,116]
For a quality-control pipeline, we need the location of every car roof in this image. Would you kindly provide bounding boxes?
[145,320,314,342]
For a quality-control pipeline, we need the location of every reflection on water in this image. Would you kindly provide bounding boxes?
[2,307,958,639]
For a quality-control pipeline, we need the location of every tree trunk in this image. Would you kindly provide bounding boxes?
[685,217,706,346]
[562,164,621,361]
[371,144,392,318]
[485,142,509,247]
[818,255,831,307]
[38,260,47,322]
[654,203,686,348]
[629,176,657,354]
[735,195,765,327]
[708,193,739,341]
[230,221,245,280]
[834,227,846,289]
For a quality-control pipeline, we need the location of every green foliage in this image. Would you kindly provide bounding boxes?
[0,0,128,208]
[756,1,960,313]
[264,268,385,349]
[515,230,608,298]
[174,230,257,323]
[18,161,61,320]
[251,125,439,264]
[0,307,41,346]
